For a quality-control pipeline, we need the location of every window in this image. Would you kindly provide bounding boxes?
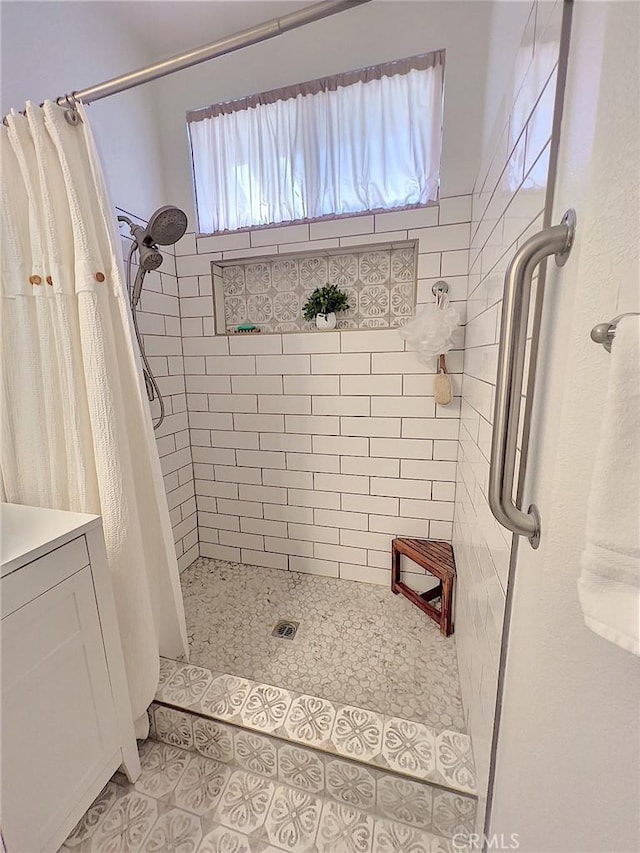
[188,51,444,234]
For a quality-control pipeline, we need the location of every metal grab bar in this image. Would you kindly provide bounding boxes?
[489,209,576,548]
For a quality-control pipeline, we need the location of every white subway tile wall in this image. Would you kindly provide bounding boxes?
[452,0,564,800]
[172,196,471,585]
[121,223,198,573]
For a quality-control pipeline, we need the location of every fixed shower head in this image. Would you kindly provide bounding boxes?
[118,205,188,251]
[147,205,188,246]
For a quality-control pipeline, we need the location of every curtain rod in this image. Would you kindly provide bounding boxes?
[2,0,371,125]
[69,0,371,106]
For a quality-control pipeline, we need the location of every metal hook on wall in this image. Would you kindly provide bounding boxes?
[432,280,449,308]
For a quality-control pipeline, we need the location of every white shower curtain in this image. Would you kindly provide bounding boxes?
[0,101,188,733]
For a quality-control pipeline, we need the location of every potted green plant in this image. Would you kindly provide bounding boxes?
[302,283,350,330]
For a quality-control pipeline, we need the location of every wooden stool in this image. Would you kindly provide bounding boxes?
[391,538,456,636]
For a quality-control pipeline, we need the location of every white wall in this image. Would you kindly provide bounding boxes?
[1,2,196,564]
[149,0,493,224]
[490,1,640,850]
[452,0,563,808]
[1,0,165,216]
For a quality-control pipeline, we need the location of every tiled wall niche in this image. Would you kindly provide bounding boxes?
[452,0,564,804]
[172,196,471,585]
[212,241,418,335]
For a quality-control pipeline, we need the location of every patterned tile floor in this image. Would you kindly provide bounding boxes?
[61,736,476,852]
[180,558,465,734]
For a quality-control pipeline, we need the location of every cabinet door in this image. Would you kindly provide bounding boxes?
[1,566,119,852]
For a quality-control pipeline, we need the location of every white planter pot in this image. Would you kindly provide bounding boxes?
[315,312,337,330]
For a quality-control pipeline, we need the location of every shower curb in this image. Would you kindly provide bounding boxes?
[152,657,477,798]
[148,698,477,807]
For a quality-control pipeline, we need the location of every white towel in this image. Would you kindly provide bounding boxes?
[578,315,640,655]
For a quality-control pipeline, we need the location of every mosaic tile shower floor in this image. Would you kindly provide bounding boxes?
[61,738,476,852]
[179,558,465,734]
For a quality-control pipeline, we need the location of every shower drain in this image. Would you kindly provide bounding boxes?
[272,620,299,640]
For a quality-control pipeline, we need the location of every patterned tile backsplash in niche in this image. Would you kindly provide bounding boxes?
[215,242,417,334]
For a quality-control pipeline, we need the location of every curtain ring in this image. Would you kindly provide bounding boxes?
[62,93,82,126]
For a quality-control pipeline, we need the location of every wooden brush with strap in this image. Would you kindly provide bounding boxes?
[434,353,453,405]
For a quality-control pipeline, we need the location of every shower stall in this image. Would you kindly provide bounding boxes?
[2,1,638,851]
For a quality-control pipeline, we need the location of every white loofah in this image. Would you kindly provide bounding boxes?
[399,297,460,363]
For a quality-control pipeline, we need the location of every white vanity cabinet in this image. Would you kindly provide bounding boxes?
[1,503,140,853]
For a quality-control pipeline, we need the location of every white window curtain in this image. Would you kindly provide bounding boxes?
[188,51,444,234]
[1,102,188,735]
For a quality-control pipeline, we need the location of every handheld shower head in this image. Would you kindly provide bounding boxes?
[137,241,163,272]
[147,205,188,246]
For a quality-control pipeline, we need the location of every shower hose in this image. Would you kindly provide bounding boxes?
[126,242,165,430]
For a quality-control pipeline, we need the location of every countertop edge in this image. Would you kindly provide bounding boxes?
[1,504,102,578]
